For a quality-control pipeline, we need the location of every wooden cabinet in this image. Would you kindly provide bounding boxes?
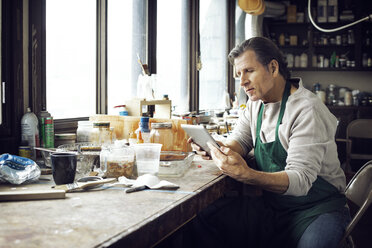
[263,0,372,72]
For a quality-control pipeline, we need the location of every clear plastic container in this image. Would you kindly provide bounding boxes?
[76,121,93,143]
[134,143,162,175]
[150,122,173,151]
[101,146,135,178]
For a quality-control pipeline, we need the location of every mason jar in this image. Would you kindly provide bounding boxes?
[150,122,173,151]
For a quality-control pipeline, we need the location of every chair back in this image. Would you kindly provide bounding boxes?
[341,160,372,247]
[345,119,372,173]
[345,160,372,207]
[346,119,372,139]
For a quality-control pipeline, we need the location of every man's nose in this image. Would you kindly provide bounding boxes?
[240,75,248,87]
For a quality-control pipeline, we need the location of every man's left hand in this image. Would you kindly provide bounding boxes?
[207,142,253,183]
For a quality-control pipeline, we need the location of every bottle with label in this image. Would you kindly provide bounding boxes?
[39,110,54,148]
[21,108,40,160]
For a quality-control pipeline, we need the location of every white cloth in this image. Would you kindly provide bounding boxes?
[228,78,346,196]
[117,174,179,190]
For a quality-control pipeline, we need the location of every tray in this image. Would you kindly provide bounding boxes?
[158,152,195,177]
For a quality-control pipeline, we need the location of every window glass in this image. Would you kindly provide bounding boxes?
[0,0,2,124]
[46,0,96,119]
[234,2,250,106]
[199,0,228,111]
[156,0,184,113]
[107,0,133,115]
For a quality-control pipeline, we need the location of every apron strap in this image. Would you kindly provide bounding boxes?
[256,81,291,140]
[275,81,291,140]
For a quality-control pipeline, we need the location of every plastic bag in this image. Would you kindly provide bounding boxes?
[0,153,41,184]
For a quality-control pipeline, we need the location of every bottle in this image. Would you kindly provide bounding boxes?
[327,84,336,105]
[76,121,94,143]
[295,55,301,67]
[38,110,52,148]
[300,53,308,68]
[21,108,40,160]
[279,33,285,46]
[128,132,137,145]
[150,122,173,151]
[347,30,355,44]
[136,117,151,143]
[39,111,54,148]
[137,130,144,144]
[286,53,294,68]
[344,91,352,106]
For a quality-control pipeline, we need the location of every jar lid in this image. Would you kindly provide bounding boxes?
[55,133,77,140]
[151,122,172,129]
[93,122,110,127]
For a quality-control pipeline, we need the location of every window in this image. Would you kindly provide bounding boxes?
[0,0,2,124]
[107,0,134,115]
[199,0,229,111]
[46,0,96,119]
[234,2,250,106]
[156,0,186,113]
[44,0,237,121]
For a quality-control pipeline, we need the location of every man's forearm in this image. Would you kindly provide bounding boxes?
[243,169,289,194]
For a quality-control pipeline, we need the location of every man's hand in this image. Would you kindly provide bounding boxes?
[207,142,290,194]
[207,142,252,183]
[187,137,224,160]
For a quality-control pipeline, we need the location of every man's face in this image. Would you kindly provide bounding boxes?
[234,50,276,102]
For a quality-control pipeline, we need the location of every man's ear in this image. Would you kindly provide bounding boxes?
[270,60,279,76]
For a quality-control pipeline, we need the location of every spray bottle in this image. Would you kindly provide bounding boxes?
[21,108,40,160]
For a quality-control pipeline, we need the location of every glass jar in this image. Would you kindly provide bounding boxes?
[76,121,93,143]
[101,146,135,178]
[91,122,112,146]
[150,122,173,151]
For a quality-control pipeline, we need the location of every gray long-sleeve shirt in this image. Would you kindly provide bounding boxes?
[228,78,346,196]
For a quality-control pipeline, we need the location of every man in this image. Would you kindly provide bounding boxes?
[186,37,350,248]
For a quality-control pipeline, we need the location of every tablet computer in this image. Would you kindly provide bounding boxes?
[181,124,220,156]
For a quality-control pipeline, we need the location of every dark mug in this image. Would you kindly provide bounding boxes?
[51,152,77,185]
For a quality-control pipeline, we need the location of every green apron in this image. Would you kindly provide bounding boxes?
[254,82,346,247]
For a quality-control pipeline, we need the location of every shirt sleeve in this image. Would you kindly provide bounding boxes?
[284,105,338,196]
[227,107,254,156]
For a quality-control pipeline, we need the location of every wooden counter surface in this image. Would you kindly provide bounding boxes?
[0,157,239,248]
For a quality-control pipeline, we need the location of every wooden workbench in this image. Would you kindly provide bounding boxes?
[0,157,240,248]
